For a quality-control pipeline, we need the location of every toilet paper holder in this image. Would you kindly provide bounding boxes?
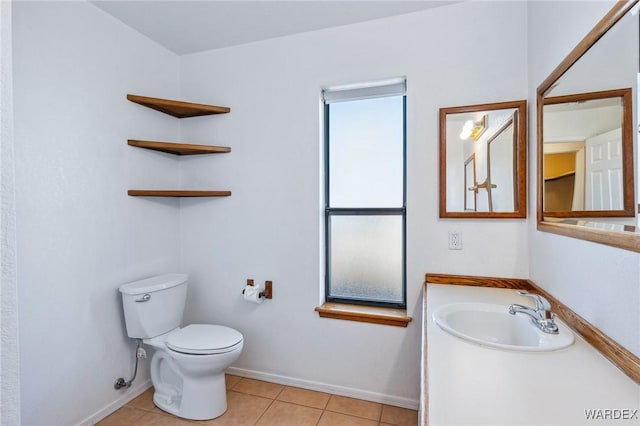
[242,279,272,299]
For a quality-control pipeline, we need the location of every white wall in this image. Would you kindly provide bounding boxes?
[1,1,21,424]
[527,0,640,356]
[178,1,529,406]
[12,2,181,425]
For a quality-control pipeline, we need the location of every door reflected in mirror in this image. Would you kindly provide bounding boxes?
[542,88,634,218]
[439,100,527,218]
[488,114,516,212]
[464,154,476,211]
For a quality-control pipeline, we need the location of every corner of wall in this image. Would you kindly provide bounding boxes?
[1,0,22,424]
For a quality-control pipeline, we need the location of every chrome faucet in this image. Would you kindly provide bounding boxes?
[508,291,559,334]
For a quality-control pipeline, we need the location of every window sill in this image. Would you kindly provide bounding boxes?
[314,303,412,327]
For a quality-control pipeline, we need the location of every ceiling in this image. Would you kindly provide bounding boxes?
[92,1,458,55]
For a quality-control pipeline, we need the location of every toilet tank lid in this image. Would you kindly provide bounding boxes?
[119,273,188,295]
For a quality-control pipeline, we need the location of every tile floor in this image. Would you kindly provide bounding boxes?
[97,375,418,426]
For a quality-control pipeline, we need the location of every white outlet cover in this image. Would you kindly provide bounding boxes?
[448,231,462,250]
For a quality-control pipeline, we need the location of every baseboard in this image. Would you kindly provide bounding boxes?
[226,367,419,410]
[75,379,152,426]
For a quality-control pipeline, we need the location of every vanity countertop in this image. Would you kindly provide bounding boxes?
[424,283,640,425]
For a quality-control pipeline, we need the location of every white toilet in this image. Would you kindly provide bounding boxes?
[119,273,243,420]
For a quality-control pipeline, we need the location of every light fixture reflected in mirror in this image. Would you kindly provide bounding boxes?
[459,115,487,141]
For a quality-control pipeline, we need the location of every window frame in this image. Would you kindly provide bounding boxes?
[323,95,407,309]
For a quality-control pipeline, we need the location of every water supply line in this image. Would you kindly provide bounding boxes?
[114,339,146,390]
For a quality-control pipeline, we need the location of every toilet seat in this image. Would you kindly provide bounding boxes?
[166,324,243,355]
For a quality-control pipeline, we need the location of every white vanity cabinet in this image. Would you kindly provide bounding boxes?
[421,283,640,425]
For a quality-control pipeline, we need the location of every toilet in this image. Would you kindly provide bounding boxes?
[119,273,243,420]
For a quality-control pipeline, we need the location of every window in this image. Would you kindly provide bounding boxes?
[323,79,406,309]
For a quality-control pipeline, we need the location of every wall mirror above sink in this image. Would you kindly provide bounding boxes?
[439,100,527,218]
[536,0,640,251]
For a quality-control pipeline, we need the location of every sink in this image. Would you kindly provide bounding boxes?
[433,302,574,352]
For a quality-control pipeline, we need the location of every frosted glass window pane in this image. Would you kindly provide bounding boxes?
[329,96,403,207]
[329,215,403,303]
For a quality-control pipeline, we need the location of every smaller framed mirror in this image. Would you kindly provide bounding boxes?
[439,100,527,218]
[542,88,634,218]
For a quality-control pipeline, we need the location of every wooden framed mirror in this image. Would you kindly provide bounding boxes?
[440,100,527,218]
[542,88,634,217]
[536,0,640,251]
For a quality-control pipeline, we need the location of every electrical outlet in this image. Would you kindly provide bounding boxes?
[448,231,462,250]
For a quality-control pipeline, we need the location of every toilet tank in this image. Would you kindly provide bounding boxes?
[119,273,188,339]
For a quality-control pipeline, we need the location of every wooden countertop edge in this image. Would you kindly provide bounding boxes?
[420,284,429,426]
[525,279,640,384]
[423,273,640,384]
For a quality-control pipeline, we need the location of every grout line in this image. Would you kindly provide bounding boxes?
[320,395,330,411]
[273,384,286,400]
[136,410,157,424]
[273,387,332,411]
[321,408,384,424]
[323,397,385,423]
[253,395,276,425]
[230,378,286,400]
[229,376,244,391]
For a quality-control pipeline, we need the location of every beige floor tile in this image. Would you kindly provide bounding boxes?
[95,406,147,425]
[126,388,156,411]
[317,410,379,426]
[380,405,418,426]
[276,386,331,409]
[232,378,284,399]
[225,374,242,390]
[325,395,382,421]
[198,391,273,425]
[135,411,193,425]
[256,400,322,426]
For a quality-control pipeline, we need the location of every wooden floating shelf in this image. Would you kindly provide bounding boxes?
[127,94,230,118]
[128,190,232,197]
[128,139,231,155]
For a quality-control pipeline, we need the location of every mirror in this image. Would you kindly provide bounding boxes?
[537,0,640,251]
[543,88,634,217]
[440,100,527,218]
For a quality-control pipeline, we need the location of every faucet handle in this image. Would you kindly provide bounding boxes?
[516,290,551,311]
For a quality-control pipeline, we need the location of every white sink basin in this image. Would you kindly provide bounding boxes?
[433,302,574,352]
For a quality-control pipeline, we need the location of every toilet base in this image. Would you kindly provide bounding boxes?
[149,345,241,421]
[153,373,227,420]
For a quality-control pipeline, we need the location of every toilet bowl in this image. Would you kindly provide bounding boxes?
[119,274,244,420]
[145,324,243,420]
